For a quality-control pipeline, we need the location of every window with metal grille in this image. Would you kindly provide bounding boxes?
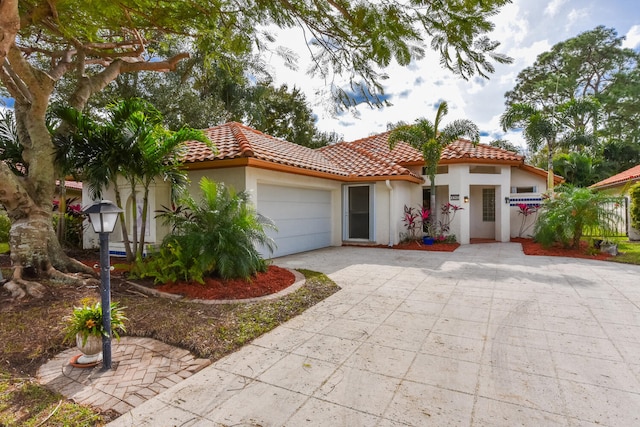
[482,188,495,222]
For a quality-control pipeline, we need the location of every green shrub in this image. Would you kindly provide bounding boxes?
[534,185,623,249]
[0,213,10,243]
[630,183,640,232]
[134,178,276,282]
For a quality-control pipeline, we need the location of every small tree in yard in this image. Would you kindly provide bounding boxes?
[135,178,276,283]
[534,185,622,249]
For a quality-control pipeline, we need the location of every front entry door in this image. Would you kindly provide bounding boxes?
[346,185,371,240]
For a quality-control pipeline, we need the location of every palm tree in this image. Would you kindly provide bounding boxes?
[501,103,557,190]
[127,116,206,259]
[388,101,479,212]
[500,98,599,191]
[55,98,183,261]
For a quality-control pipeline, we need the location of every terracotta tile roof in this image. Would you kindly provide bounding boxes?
[182,123,531,182]
[441,139,524,163]
[183,122,348,176]
[318,141,421,180]
[345,131,424,165]
[591,164,640,189]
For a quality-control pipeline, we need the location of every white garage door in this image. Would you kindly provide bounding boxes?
[257,184,332,258]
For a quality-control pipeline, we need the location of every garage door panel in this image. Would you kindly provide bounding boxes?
[259,202,330,220]
[268,218,332,238]
[257,184,332,258]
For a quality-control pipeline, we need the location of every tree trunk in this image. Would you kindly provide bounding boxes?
[137,184,151,259]
[0,83,95,298]
[56,177,67,244]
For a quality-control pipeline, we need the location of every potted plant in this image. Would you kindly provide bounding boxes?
[419,206,435,245]
[63,300,127,366]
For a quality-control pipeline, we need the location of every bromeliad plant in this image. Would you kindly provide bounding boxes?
[63,300,127,346]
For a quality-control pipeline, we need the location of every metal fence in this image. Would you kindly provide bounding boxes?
[584,197,628,238]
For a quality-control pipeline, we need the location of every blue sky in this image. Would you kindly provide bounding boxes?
[269,0,640,147]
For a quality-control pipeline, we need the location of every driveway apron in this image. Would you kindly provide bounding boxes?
[109,243,640,426]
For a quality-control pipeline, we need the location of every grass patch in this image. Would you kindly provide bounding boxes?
[0,243,9,254]
[608,237,640,265]
[0,371,104,426]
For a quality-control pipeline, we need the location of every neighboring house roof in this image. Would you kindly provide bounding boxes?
[182,122,556,184]
[591,164,640,190]
[56,180,83,191]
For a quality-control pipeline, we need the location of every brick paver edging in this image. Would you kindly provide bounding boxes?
[36,337,211,415]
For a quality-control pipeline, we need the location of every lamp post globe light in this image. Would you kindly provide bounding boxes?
[82,200,122,370]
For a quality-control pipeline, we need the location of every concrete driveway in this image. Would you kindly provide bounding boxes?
[110,243,640,426]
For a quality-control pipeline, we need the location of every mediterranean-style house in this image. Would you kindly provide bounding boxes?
[84,122,562,258]
[591,164,640,241]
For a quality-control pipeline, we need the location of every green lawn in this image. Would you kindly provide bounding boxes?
[610,237,640,265]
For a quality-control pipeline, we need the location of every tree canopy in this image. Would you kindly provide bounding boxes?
[503,26,640,185]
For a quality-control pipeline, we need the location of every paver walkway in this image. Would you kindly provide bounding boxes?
[37,337,211,415]
[106,243,640,426]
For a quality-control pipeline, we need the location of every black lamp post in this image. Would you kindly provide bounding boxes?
[82,200,122,370]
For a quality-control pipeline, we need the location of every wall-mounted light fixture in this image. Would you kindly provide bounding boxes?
[463,196,469,203]
[505,197,510,205]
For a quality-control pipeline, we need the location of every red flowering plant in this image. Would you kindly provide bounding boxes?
[516,203,539,237]
[433,202,463,242]
[401,202,463,243]
[402,205,422,241]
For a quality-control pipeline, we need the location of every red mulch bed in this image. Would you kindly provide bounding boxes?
[511,237,613,261]
[349,241,460,252]
[153,265,296,300]
[390,241,460,252]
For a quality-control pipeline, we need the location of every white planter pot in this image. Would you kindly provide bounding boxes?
[75,333,103,364]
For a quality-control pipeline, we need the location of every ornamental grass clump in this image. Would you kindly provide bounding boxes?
[63,300,127,346]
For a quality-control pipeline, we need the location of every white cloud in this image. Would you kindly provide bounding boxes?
[490,3,529,46]
[544,0,567,17]
[623,25,640,49]
[566,8,589,30]
[507,40,552,68]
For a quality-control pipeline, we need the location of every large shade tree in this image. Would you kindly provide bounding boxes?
[388,101,480,212]
[0,0,511,298]
[503,26,640,182]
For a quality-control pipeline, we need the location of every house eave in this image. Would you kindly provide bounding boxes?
[182,158,423,184]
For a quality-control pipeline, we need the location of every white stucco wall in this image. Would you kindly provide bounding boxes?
[430,164,512,244]
[508,168,548,238]
[376,180,421,246]
[82,177,172,256]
